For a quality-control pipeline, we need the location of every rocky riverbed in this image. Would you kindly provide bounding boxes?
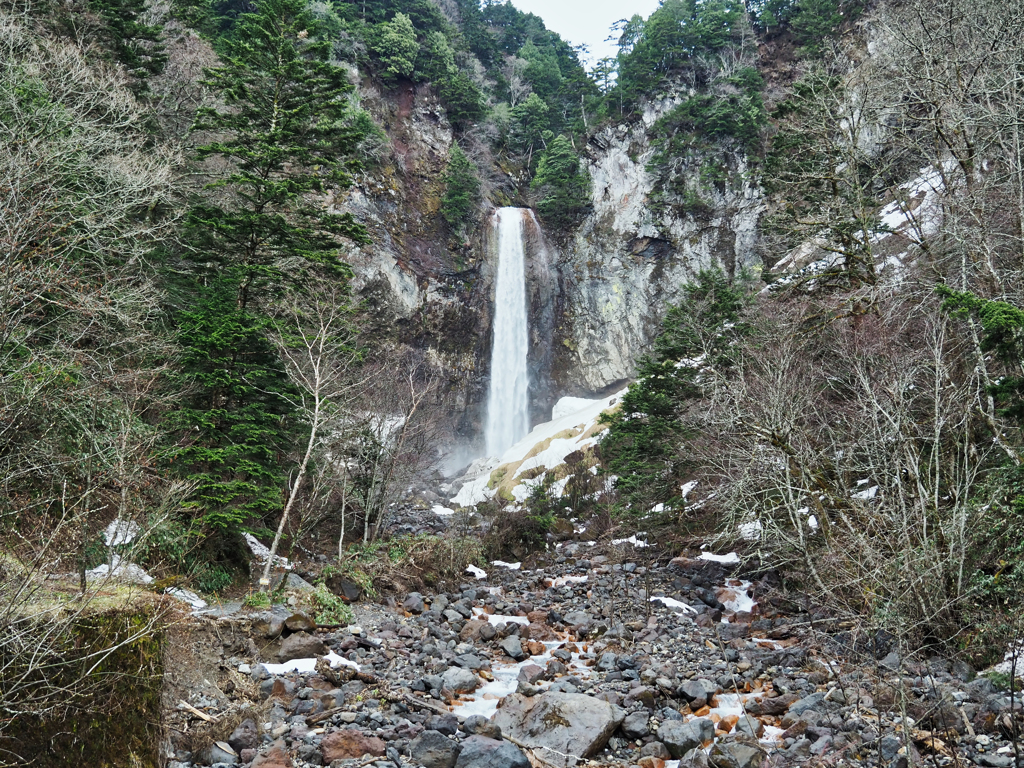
[164,538,1024,768]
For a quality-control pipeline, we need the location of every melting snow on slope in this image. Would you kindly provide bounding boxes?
[86,553,153,584]
[432,505,456,516]
[492,560,521,570]
[465,565,487,580]
[450,389,627,507]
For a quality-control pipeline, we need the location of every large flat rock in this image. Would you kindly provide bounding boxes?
[491,692,624,767]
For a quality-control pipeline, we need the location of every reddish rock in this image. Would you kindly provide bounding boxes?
[527,610,548,624]
[525,640,547,656]
[517,664,546,684]
[321,730,386,761]
[526,622,557,641]
[459,620,490,642]
[638,758,665,768]
[252,740,292,768]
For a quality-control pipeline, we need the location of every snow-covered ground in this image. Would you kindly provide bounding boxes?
[450,388,627,508]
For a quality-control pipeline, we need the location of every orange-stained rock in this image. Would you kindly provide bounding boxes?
[525,639,547,656]
[720,714,739,732]
[638,757,665,768]
[252,740,292,768]
[321,730,386,762]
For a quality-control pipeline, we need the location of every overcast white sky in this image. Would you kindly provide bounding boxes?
[508,0,662,68]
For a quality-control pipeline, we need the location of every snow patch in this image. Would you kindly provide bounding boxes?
[491,560,521,570]
[465,564,487,580]
[699,551,740,564]
[262,651,360,676]
[166,587,207,610]
[86,553,153,584]
[650,595,697,614]
[103,519,140,547]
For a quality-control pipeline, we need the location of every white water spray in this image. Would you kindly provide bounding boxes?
[484,208,530,457]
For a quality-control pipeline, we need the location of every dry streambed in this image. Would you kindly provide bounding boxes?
[164,549,1024,768]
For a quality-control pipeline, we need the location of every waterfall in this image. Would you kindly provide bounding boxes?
[484,208,530,457]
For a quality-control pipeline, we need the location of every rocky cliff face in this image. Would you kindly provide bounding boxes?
[335,81,762,437]
[555,98,762,393]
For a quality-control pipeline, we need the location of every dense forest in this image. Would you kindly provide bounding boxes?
[4,0,1024,761]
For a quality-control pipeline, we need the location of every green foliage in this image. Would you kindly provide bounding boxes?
[508,92,552,160]
[243,590,271,608]
[441,143,480,231]
[601,270,748,514]
[194,564,233,593]
[653,68,765,152]
[938,286,1024,422]
[790,0,844,51]
[311,582,354,624]
[530,135,590,230]
[171,0,371,535]
[374,12,419,80]
[615,0,744,108]
[87,0,167,91]
[170,279,296,530]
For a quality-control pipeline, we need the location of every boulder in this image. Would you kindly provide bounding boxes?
[492,692,625,766]
[622,710,651,739]
[209,741,238,765]
[284,612,316,631]
[453,736,530,768]
[442,666,480,694]
[320,730,386,762]
[461,715,502,740]
[228,718,259,752]
[404,592,425,614]
[409,730,461,768]
[708,737,765,768]
[251,740,292,768]
[498,635,526,661]
[658,718,715,758]
[277,633,326,662]
[459,620,491,642]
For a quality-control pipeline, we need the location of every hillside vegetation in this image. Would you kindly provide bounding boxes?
[3,0,1024,758]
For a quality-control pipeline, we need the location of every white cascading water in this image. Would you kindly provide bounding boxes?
[484,208,530,457]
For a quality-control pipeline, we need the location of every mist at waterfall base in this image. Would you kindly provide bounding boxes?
[483,208,531,458]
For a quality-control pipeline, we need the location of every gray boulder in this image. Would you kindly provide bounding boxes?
[658,718,715,758]
[708,737,765,768]
[498,635,526,661]
[409,730,461,768]
[208,741,238,765]
[492,692,625,766]
[227,719,259,752]
[441,666,480,694]
[404,592,425,614]
[461,715,502,740]
[621,710,650,739]
[454,736,530,768]
[276,632,326,662]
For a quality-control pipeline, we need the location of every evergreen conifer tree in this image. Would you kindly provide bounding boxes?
[530,135,590,229]
[441,144,480,232]
[172,0,370,533]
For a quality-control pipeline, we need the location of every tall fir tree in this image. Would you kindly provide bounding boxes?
[172,0,370,533]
